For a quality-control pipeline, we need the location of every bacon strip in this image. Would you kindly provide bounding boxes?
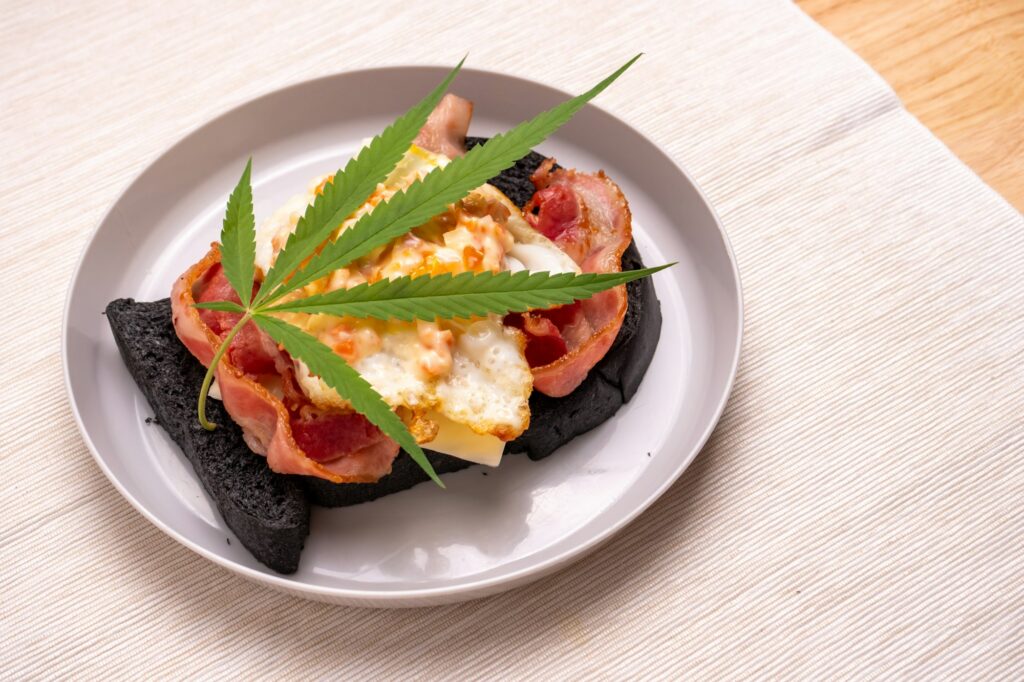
[414,94,472,158]
[171,245,399,483]
[521,161,633,397]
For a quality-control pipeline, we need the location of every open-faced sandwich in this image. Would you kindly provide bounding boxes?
[106,57,666,573]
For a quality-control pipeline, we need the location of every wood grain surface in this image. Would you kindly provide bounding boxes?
[798,0,1024,210]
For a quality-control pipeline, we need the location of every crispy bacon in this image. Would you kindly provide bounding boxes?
[519,160,633,397]
[171,245,399,483]
[414,94,472,158]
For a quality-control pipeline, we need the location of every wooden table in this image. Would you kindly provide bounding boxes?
[798,0,1024,211]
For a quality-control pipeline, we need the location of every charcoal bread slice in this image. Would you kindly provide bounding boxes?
[105,298,310,574]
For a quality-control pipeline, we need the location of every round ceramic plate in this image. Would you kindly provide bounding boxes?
[63,66,742,607]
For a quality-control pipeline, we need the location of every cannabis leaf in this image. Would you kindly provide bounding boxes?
[265,265,671,322]
[194,55,658,489]
[260,54,643,303]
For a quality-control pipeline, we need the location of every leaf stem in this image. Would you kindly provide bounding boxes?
[198,312,252,430]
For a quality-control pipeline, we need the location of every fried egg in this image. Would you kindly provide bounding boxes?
[254,146,579,465]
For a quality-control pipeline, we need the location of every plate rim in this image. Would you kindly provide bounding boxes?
[61,64,744,606]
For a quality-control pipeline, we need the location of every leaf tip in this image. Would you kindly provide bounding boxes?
[617,53,643,76]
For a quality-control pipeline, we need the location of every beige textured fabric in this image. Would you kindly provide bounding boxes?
[2,0,1022,677]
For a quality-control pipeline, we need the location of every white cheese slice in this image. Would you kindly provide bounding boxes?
[425,411,505,467]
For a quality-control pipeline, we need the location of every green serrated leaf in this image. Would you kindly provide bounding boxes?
[261,54,642,304]
[193,300,246,313]
[265,264,670,322]
[219,157,256,307]
[252,57,466,308]
[251,313,444,488]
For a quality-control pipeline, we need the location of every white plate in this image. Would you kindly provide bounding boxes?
[63,66,742,607]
